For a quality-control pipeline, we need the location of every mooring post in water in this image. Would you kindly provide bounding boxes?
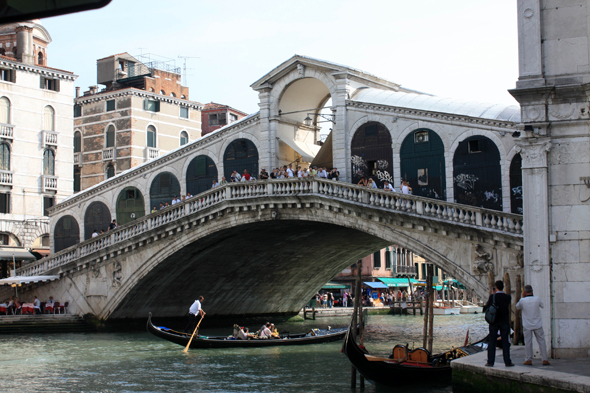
[514,274,523,345]
[427,265,435,353]
[351,260,362,389]
[422,266,432,348]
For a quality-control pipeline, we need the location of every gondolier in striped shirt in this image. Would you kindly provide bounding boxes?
[184,296,205,333]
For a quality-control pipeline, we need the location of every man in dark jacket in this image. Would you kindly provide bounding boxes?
[483,280,514,367]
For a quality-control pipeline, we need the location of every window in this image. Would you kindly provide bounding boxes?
[144,99,160,112]
[43,149,55,175]
[0,193,9,213]
[40,76,60,92]
[0,97,9,124]
[41,235,50,247]
[74,131,81,153]
[180,131,188,146]
[373,251,381,269]
[170,92,176,97]
[74,104,82,117]
[180,106,188,119]
[147,125,156,148]
[181,95,186,99]
[209,113,227,126]
[385,251,392,269]
[106,164,115,179]
[106,125,115,148]
[230,113,238,123]
[468,139,481,153]
[159,90,165,95]
[44,106,55,131]
[415,131,429,144]
[0,234,8,244]
[106,99,115,112]
[0,68,15,83]
[0,49,5,56]
[38,52,44,65]
[43,196,54,216]
[74,167,80,192]
[0,143,10,170]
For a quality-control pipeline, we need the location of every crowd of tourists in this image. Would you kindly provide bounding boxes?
[0,295,63,315]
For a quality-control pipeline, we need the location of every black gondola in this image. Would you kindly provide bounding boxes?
[341,322,485,387]
[147,313,347,349]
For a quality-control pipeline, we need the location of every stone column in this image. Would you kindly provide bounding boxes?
[331,74,351,181]
[517,138,552,357]
[15,25,35,65]
[256,86,275,172]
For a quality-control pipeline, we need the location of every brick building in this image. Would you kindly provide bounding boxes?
[74,53,203,191]
[201,102,248,136]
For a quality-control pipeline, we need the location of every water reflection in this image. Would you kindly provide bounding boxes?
[0,313,486,393]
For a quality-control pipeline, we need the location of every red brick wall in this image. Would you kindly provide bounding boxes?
[144,69,189,99]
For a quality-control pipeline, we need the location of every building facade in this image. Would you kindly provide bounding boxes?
[74,53,203,191]
[0,20,76,275]
[201,102,248,136]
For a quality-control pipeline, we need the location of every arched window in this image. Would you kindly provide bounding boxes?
[350,122,393,188]
[180,131,188,146]
[159,90,165,95]
[0,143,10,171]
[74,131,82,153]
[149,87,154,92]
[0,48,5,56]
[44,106,55,131]
[181,95,186,99]
[106,125,115,148]
[0,97,10,124]
[170,92,176,97]
[106,164,115,179]
[38,51,44,65]
[43,149,55,175]
[147,125,156,148]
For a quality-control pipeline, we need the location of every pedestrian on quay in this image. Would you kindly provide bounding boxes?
[516,285,550,366]
[184,296,205,333]
[483,280,514,367]
[343,292,348,308]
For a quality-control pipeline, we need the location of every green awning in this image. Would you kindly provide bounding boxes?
[322,282,350,289]
[443,279,466,289]
[378,278,420,287]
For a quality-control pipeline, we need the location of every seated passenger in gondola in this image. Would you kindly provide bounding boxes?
[237,327,249,340]
[270,323,279,338]
[259,323,272,339]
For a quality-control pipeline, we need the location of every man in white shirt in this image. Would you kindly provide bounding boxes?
[383,181,396,192]
[286,165,294,178]
[515,285,550,366]
[33,296,41,314]
[184,296,205,333]
[259,322,272,338]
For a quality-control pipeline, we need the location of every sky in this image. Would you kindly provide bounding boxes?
[42,0,519,115]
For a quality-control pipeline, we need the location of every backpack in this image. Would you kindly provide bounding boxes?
[485,294,497,324]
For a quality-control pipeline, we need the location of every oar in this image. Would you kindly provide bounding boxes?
[183,315,205,353]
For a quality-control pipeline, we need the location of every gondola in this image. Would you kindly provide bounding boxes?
[341,322,485,387]
[147,313,347,349]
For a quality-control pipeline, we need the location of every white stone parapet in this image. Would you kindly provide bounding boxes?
[0,123,13,140]
[0,170,13,185]
[17,178,523,278]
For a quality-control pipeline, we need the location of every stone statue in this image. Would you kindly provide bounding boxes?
[473,244,494,274]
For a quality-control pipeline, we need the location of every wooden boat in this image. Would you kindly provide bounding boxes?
[147,313,347,349]
[341,323,485,387]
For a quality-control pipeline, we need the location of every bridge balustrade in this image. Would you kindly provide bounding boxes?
[17,178,523,277]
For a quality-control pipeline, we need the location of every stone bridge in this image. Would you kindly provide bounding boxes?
[9,178,523,320]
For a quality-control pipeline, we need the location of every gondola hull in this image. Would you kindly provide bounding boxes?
[147,313,347,349]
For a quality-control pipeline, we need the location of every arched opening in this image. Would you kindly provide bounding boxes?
[510,154,523,214]
[180,131,188,146]
[0,97,10,124]
[400,129,446,200]
[0,143,10,171]
[44,106,55,131]
[74,131,82,153]
[106,125,115,148]
[223,139,258,181]
[147,125,156,148]
[54,215,80,253]
[150,172,181,210]
[38,51,44,65]
[74,167,80,192]
[276,77,328,167]
[43,149,55,175]
[159,90,165,95]
[116,187,145,226]
[186,155,218,196]
[350,122,393,188]
[453,135,502,210]
[106,164,115,179]
[84,201,112,240]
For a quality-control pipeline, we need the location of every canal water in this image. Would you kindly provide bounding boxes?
[1,313,487,393]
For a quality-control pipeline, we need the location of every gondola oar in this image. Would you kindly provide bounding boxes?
[183,315,205,353]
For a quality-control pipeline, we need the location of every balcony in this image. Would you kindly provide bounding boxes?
[42,130,58,148]
[73,152,82,166]
[0,170,13,186]
[42,175,58,192]
[0,123,13,140]
[394,265,417,276]
[102,147,116,161]
[146,147,159,160]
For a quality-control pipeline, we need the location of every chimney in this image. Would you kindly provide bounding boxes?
[89,85,97,95]
[15,25,34,65]
[75,87,80,98]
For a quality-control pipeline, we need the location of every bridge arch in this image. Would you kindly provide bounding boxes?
[400,128,446,200]
[453,135,502,210]
[116,187,145,226]
[83,201,111,240]
[149,172,181,210]
[223,138,259,181]
[350,121,393,188]
[186,155,218,195]
[53,215,80,253]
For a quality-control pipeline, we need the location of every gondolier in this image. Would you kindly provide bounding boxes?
[184,296,205,333]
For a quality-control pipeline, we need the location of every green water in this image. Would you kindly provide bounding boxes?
[0,314,487,393]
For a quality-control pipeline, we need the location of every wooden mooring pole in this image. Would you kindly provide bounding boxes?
[351,260,364,390]
[514,274,523,345]
[427,266,435,353]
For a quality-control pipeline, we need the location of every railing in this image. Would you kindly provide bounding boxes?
[102,147,115,161]
[146,147,159,160]
[394,265,417,275]
[0,170,12,185]
[0,123,13,139]
[73,152,81,166]
[42,175,58,192]
[17,178,523,277]
[42,130,58,147]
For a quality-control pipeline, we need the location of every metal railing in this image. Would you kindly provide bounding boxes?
[73,152,81,166]
[17,178,523,277]
[394,265,417,275]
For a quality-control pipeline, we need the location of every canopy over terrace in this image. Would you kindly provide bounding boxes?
[378,278,420,287]
[0,276,60,286]
[322,282,350,290]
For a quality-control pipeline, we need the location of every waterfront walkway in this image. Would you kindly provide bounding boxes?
[452,346,590,393]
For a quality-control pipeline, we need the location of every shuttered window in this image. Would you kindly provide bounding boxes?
[144,99,160,112]
[147,126,156,148]
[0,97,9,124]
[44,106,55,131]
[106,125,115,148]
[43,149,55,175]
[0,143,10,171]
